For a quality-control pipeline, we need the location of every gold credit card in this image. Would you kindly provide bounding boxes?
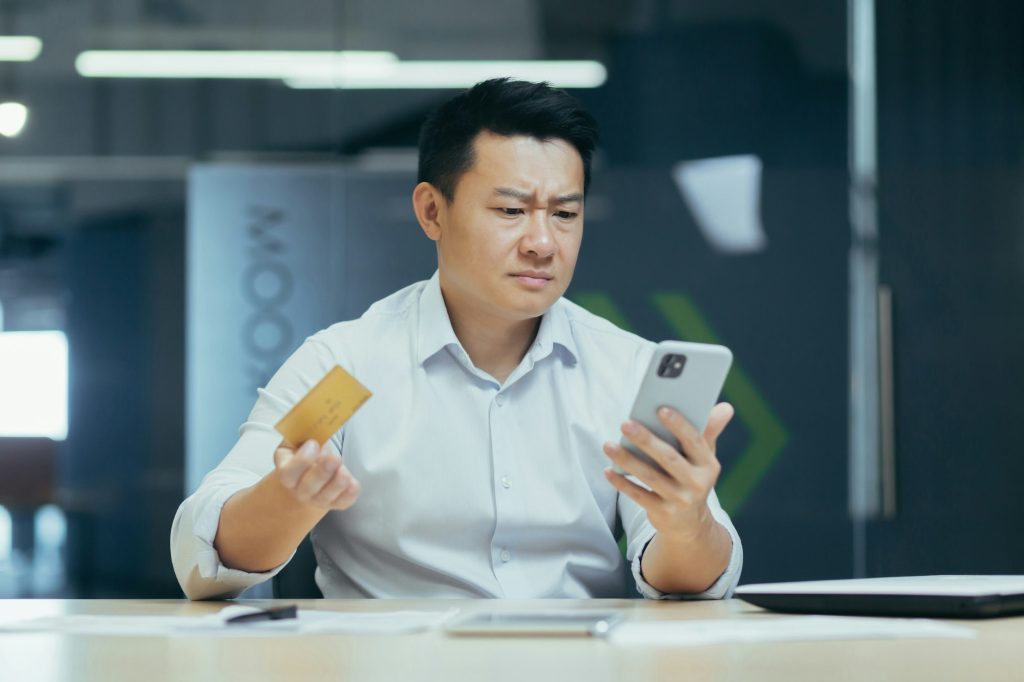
[274,365,372,447]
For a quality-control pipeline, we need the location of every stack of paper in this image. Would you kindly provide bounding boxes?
[0,606,459,637]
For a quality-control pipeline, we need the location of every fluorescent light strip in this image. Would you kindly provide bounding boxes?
[0,36,42,62]
[75,50,397,79]
[73,51,606,88]
[285,60,607,89]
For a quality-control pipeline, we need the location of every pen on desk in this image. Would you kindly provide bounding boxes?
[225,605,298,625]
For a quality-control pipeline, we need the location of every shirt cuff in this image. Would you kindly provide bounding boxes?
[631,522,744,600]
[193,482,293,587]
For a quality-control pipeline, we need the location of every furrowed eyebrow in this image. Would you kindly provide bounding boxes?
[493,187,534,202]
[492,187,583,204]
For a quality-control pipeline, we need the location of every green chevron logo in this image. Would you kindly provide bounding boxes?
[572,291,787,515]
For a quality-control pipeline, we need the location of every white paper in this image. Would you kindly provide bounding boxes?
[609,616,975,647]
[0,606,460,637]
[671,155,767,254]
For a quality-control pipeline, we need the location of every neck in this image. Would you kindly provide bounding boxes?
[440,287,540,385]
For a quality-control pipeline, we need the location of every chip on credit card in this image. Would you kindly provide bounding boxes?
[274,365,372,447]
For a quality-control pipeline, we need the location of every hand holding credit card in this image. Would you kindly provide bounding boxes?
[275,365,373,447]
[270,366,371,512]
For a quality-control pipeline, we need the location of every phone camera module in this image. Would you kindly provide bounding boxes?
[657,353,687,378]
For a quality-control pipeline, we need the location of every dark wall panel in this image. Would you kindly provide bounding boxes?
[63,208,185,597]
[871,0,1024,575]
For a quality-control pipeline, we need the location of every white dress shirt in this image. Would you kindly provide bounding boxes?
[171,271,743,600]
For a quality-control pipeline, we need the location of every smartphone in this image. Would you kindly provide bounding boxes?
[613,341,733,476]
[444,611,623,637]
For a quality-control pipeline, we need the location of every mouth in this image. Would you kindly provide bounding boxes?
[510,272,554,288]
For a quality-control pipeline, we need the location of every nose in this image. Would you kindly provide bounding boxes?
[520,211,556,259]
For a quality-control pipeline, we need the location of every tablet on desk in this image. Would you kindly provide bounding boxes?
[736,575,1024,619]
[444,611,623,637]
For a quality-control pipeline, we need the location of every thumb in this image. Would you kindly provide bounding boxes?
[704,402,735,448]
[273,444,295,468]
[273,440,317,488]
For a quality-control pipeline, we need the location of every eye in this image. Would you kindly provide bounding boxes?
[555,211,578,220]
[498,208,524,217]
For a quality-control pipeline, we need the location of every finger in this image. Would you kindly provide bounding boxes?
[656,408,714,466]
[309,465,353,507]
[328,476,361,511]
[620,419,692,478]
[704,402,735,449]
[603,468,661,509]
[294,448,342,501]
[276,440,318,489]
[603,441,681,498]
[273,444,291,468]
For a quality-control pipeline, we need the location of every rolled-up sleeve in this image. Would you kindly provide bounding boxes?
[170,438,287,600]
[620,488,743,600]
[170,336,343,600]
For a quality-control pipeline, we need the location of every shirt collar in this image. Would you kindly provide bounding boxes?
[416,271,462,365]
[416,270,580,367]
[531,295,579,365]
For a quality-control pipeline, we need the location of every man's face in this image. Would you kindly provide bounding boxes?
[431,131,585,323]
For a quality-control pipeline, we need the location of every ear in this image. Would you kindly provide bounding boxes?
[412,182,445,242]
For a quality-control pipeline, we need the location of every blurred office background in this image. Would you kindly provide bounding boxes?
[0,0,1022,598]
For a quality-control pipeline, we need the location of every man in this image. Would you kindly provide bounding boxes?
[171,78,742,600]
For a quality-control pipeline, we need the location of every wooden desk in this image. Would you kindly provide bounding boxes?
[0,598,1021,682]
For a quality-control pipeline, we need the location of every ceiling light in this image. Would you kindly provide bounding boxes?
[0,36,42,62]
[74,50,397,79]
[284,60,607,89]
[0,102,28,137]
[73,50,606,88]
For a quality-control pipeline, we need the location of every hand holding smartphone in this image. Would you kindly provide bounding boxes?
[613,341,732,476]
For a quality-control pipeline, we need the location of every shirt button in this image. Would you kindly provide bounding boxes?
[495,394,505,406]
[501,475,511,489]
[500,549,512,562]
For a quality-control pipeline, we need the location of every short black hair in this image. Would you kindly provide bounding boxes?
[417,78,599,202]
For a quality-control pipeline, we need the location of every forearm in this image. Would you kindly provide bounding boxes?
[214,473,326,573]
[640,515,733,595]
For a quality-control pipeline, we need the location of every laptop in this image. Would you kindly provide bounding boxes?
[735,575,1024,619]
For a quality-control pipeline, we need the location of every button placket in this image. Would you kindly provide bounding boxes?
[490,390,510,575]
